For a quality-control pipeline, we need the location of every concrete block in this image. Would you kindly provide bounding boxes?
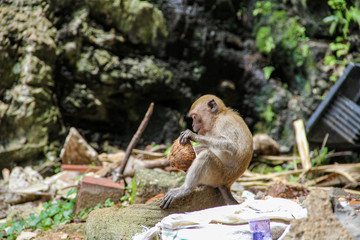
[74,176,125,215]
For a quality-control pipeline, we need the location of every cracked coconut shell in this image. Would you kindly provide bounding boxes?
[168,137,196,171]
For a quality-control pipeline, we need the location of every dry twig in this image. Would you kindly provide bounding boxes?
[118,102,154,175]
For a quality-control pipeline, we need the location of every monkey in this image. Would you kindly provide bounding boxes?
[160,95,253,209]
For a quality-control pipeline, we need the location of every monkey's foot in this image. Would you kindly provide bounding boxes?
[160,188,188,209]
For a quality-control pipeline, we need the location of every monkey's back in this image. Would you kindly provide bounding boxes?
[211,109,253,185]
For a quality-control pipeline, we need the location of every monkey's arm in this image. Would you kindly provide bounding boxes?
[180,129,237,153]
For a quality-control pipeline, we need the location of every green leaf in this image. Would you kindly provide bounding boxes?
[94,203,102,210]
[329,21,338,35]
[43,201,51,209]
[67,188,77,197]
[62,201,74,211]
[263,66,275,80]
[323,15,336,23]
[62,209,74,220]
[274,166,283,173]
[191,141,199,146]
[53,213,63,226]
[324,55,336,66]
[41,218,53,228]
[48,205,61,217]
[39,210,48,219]
[261,105,275,123]
[330,73,338,82]
[78,208,87,218]
[256,27,275,54]
[163,145,172,155]
[28,214,41,228]
[104,198,115,207]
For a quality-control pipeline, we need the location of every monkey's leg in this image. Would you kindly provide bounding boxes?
[218,186,239,205]
[160,151,211,209]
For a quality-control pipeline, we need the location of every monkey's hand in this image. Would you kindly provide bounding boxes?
[160,187,190,209]
[179,129,196,145]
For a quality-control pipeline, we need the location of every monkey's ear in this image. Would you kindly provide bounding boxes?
[207,99,218,113]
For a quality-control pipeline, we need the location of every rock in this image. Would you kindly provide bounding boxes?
[16,231,37,240]
[6,167,48,204]
[60,127,101,165]
[34,222,85,240]
[284,189,354,240]
[328,188,360,239]
[84,0,168,47]
[86,187,226,240]
[44,170,80,197]
[266,182,309,199]
[7,201,42,221]
[0,3,62,168]
[133,168,185,204]
[253,133,280,155]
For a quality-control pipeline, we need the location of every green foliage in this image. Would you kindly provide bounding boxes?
[120,176,137,205]
[0,190,76,239]
[323,0,360,81]
[263,66,275,80]
[256,26,275,54]
[30,198,75,230]
[253,1,309,67]
[0,219,26,240]
[0,189,116,239]
[311,147,335,167]
[164,145,172,155]
[261,105,275,123]
[253,1,272,16]
[323,0,360,38]
[77,198,116,220]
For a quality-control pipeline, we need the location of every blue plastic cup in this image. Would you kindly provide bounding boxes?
[248,219,272,240]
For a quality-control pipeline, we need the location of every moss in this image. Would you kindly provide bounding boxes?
[133,168,184,204]
[84,0,168,47]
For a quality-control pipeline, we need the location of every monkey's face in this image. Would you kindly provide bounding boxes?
[189,104,213,135]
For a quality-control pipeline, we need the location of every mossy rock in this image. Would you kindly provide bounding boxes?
[84,0,168,47]
[86,187,227,240]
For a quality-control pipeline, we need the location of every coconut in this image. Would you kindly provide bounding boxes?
[168,137,196,170]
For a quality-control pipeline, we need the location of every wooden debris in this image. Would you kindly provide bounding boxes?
[132,149,165,160]
[293,119,311,171]
[118,102,154,175]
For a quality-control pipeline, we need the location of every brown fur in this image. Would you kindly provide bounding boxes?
[160,95,253,209]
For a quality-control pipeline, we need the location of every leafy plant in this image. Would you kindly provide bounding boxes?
[0,190,77,239]
[323,0,360,81]
[120,176,136,205]
[263,66,275,80]
[261,105,275,123]
[311,147,335,167]
[78,198,115,220]
[253,1,309,68]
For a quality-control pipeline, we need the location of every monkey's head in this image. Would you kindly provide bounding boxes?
[188,95,226,135]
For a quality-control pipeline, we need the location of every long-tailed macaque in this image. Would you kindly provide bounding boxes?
[160,95,253,209]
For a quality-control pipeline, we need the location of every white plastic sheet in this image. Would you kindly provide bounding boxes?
[134,197,307,240]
